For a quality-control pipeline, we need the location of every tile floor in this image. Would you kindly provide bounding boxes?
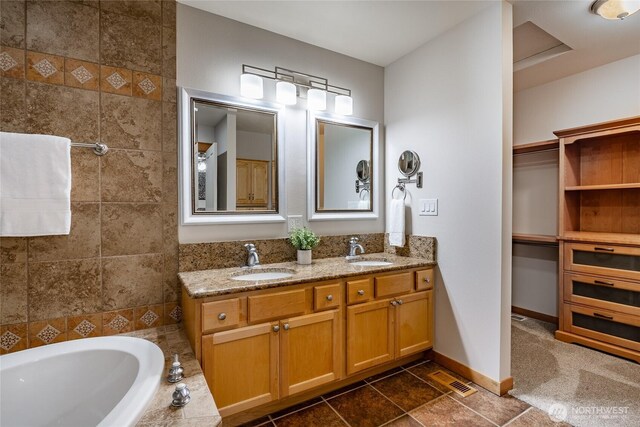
[237,360,568,427]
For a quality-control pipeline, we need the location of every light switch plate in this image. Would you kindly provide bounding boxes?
[419,199,438,216]
[288,215,303,232]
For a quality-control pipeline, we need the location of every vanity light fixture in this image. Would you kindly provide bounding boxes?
[590,0,640,19]
[335,95,353,116]
[240,64,353,114]
[240,73,264,99]
[307,88,327,111]
[276,81,297,105]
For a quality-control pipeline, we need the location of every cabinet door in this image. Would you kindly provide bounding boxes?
[236,160,251,205]
[251,161,269,205]
[202,322,279,417]
[395,291,433,358]
[346,299,394,375]
[280,310,341,397]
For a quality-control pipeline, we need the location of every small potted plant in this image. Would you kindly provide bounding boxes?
[289,227,320,265]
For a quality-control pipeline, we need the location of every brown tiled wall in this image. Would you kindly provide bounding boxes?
[179,233,386,272]
[0,0,179,354]
[384,235,437,262]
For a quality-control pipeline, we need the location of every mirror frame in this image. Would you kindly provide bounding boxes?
[179,87,287,225]
[307,111,380,221]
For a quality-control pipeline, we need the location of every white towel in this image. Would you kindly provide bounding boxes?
[0,132,71,236]
[388,198,405,247]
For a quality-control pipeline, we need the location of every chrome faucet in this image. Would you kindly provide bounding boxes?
[167,354,184,383]
[346,237,365,260]
[244,243,260,267]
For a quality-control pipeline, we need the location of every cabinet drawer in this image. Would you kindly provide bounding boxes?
[564,243,640,281]
[202,298,240,333]
[563,304,639,352]
[248,289,307,323]
[314,283,341,311]
[347,279,373,304]
[563,273,640,317]
[415,269,434,291]
[375,272,413,298]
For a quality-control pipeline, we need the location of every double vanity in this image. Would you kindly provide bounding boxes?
[179,253,436,421]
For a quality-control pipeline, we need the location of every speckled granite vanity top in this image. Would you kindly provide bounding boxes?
[179,253,436,298]
[125,325,221,426]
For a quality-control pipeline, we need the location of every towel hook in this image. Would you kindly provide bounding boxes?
[392,183,406,201]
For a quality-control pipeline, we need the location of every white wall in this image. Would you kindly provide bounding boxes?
[236,130,272,161]
[197,124,215,144]
[515,54,640,144]
[177,4,384,242]
[512,53,640,317]
[385,3,513,382]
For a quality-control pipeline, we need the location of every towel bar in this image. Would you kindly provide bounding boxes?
[70,142,109,156]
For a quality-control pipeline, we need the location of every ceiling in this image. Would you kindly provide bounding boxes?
[179,0,640,92]
[179,0,494,66]
[512,0,640,91]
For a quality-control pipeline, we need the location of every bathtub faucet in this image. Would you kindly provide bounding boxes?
[167,354,184,383]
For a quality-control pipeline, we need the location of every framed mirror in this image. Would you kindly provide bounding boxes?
[307,112,379,221]
[179,89,286,225]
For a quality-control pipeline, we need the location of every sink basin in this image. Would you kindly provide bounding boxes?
[232,269,295,281]
[349,258,394,267]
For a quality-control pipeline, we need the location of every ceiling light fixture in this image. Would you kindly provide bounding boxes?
[590,0,640,20]
[240,64,353,115]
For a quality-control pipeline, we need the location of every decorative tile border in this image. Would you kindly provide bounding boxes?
[65,58,99,91]
[0,302,182,354]
[0,45,162,100]
[0,46,25,79]
[27,51,64,84]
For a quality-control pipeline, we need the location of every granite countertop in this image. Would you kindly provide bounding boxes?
[179,253,437,299]
[124,325,221,427]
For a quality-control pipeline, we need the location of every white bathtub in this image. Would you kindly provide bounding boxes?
[0,336,164,427]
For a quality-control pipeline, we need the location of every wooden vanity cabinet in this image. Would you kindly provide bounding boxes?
[347,271,433,375]
[184,266,435,418]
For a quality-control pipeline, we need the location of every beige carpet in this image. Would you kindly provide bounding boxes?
[510,318,640,427]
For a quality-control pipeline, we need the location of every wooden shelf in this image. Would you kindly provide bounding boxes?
[559,231,640,246]
[565,183,640,191]
[513,139,559,155]
[512,233,558,245]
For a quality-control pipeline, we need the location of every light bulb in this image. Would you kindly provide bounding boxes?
[307,89,327,110]
[240,73,263,99]
[276,81,297,105]
[335,95,353,115]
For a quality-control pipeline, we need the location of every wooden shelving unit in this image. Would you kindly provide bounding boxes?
[512,233,558,245]
[565,183,640,191]
[513,139,559,155]
[555,116,640,363]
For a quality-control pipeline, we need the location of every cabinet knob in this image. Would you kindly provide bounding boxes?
[357,290,365,296]
[424,277,430,283]
[273,325,280,332]
[397,299,403,305]
[326,295,333,301]
[218,313,226,320]
[390,300,398,306]
[283,323,290,330]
